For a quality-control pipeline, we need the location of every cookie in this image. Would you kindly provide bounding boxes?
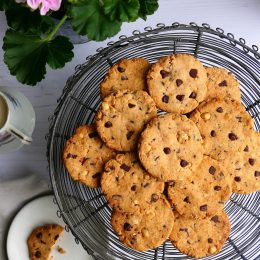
[190,97,254,161]
[63,125,116,188]
[229,131,260,194]
[205,67,241,101]
[167,155,232,218]
[100,58,150,99]
[170,211,230,258]
[96,90,157,151]
[138,113,203,181]
[27,224,64,260]
[147,54,207,114]
[101,152,164,212]
[111,196,174,251]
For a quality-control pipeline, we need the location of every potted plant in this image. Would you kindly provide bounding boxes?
[1,0,159,86]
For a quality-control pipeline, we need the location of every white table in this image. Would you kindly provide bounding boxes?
[0,1,259,259]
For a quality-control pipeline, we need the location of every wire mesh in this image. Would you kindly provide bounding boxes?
[47,23,260,260]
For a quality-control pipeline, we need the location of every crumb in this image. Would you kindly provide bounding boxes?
[57,246,66,254]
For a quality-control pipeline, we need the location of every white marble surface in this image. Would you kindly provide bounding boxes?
[0,0,259,259]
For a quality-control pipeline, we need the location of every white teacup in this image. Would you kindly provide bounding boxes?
[0,86,36,154]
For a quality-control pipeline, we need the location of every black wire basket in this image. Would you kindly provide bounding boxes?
[46,22,260,260]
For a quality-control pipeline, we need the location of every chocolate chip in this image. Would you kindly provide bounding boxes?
[163,147,171,154]
[168,181,175,187]
[162,95,169,103]
[92,172,100,178]
[67,153,77,159]
[243,145,249,152]
[151,193,159,202]
[209,166,216,175]
[189,92,197,99]
[80,157,88,165]
[210,130,216,137]
[214,186,221,191]
[120,163,130,172]
[176,79,183,86]
[216,107,223,113]
[228,133,238,141]
[160,70,170,78]
[35,251,41,258]
[249,158,255,166]
[180,160,189,167]
[36,232,42,239]
[255,171,260,177]
[126,131,134,140]
[131,185,137,191]
[189,69,198,78]
[54,235,59,240]
[183,196,191,203]
[128,103,136,108]
[180,228,188,232]
[219,80,227,87]
[236,116,242,123]
[130,236,137,244]
[211,215,219,223]
[88,132,98,138]
[40,240,46,244]
[143,183,149,188]
[200,204,208,211]
[208,238,213,243]
[234,176,241,182]
[105,121,112,128]
[176,95,185,101]
[124,222,132,231]
[121,75,128,80]
[118,67,125,73]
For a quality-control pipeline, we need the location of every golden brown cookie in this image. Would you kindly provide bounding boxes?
[63,125,116,188]
[27,224,64,260]
[101,152,164,212]
[147,54,207,114]
[111,196,174,251]
[100,58,150,99]
[170,211,230,258]
[205,67,241,101]
[167,155,232,218]
[96,90,157,151]
[138,113,204,181]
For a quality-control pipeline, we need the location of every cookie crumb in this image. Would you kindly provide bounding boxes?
[57,246,66,254]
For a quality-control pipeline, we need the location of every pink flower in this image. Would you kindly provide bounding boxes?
[26,0,62,15]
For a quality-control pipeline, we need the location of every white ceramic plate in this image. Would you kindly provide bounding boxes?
[6,194,93,260]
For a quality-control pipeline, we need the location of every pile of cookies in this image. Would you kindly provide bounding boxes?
[63,54,260,258]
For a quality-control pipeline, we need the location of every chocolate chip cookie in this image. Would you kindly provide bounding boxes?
[101,152,164,212]
[170,211,230,258]
[147,54,207,114]
[205,67,241,101]
[27,224,64,260]
[96,90,157,151]
[63,125,116,188]
[100,58,150,99]
[111,196,174,251]
[167,155,232,218]
[138,113,204,181]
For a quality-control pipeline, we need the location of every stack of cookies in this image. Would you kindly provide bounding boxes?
[63,55,260,258]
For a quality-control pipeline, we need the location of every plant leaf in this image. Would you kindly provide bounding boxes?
[71,0,122,41]
[138,0,159,20]
[0,0,15,11]
[5,5,54,35]
[3,29,74,86]
[104,0,140,22]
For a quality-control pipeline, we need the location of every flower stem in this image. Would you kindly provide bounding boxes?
[46,15,68,41]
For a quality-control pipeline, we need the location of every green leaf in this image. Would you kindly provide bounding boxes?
[3,29,74,86]
[71,0,122,41]
[104,0,140,22]
[139,0,159,20]
[0,0,15,11]
[5,5,54,35]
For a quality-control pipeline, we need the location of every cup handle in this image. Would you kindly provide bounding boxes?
[8,125,32,145]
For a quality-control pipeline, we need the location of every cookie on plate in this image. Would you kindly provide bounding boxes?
[96,90,157,151]
[100,58,150,99]
[27,224,64,260]
[170,211,230,258]
[111,196,174,251]
[190,97,254,161]
[167,155,232,218]
[63,125,116,188]
[101,152,164,212]
[147,54,207,114]
[138,113,204,181]
[205,67,241,101]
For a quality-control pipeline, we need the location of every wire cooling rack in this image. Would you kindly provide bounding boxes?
[46,23,260,260]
